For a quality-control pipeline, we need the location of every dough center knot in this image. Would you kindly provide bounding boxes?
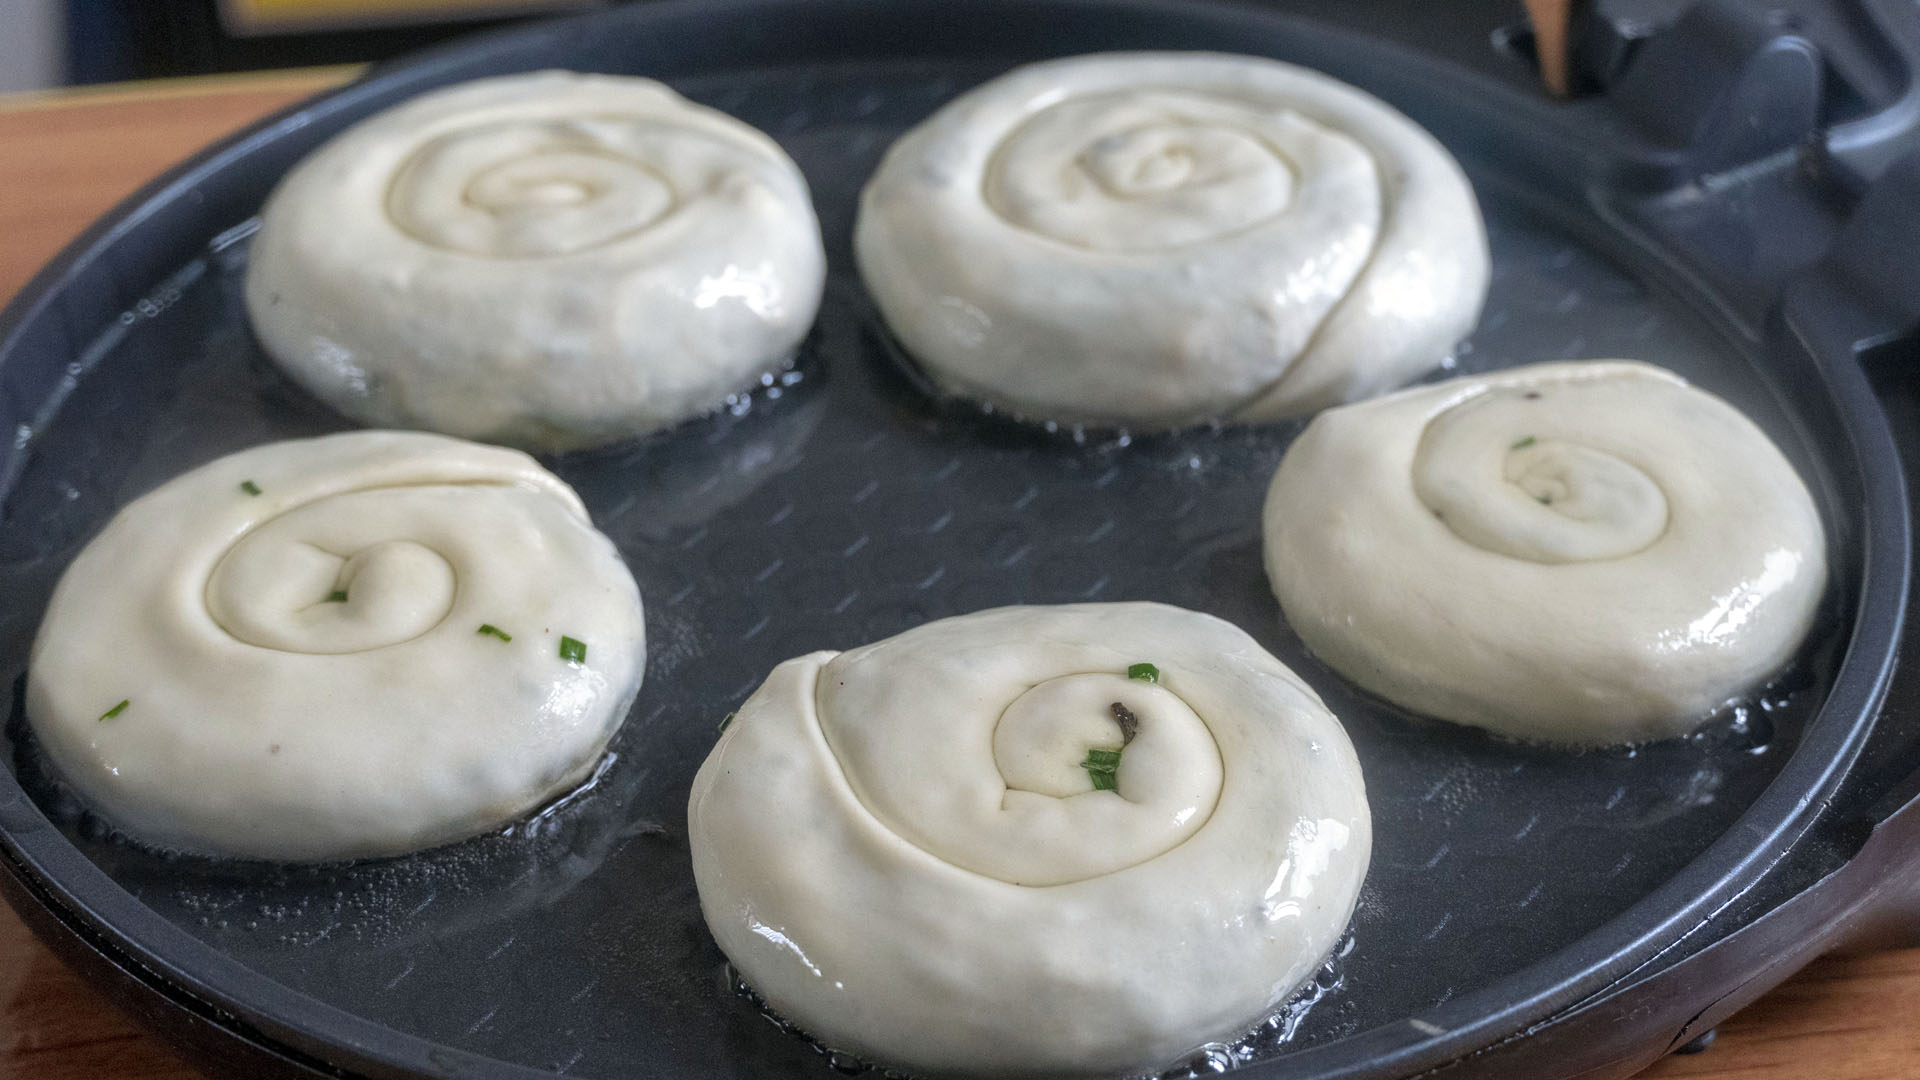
[1414,384,1672,564]
[386,118,681,258]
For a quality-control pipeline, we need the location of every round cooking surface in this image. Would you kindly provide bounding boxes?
[0,2,1906,1078]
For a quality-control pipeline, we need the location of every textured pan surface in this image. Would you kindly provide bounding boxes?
[0,5,1878,1079]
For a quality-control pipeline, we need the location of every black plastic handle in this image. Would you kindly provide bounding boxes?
[1789,150,1920,351]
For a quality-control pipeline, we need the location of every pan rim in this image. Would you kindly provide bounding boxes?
[0,1,1906,1077]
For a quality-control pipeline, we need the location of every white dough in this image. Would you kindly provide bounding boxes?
[688,603,1370,1078]
[245,71,826,451]
[28,431,645,860]
[1263,361,1827,744]
[854,52,1488,430]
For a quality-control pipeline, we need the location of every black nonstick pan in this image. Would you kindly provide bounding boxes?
[4,1,1920,1078]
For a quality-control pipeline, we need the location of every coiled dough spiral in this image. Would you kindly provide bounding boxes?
[854,52,1488,430]
[1264,361,1827,744]
[688,603,1370,1078]
[245,71,826,451]
[28,431,645,860]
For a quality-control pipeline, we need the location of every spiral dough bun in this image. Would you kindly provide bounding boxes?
[28,431,645,860]
[1264,361,1827,744]
[245,71,826,451]
[854,52,1489,430]
[689,603,1370,1077]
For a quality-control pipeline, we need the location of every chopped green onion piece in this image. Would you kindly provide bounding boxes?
[240,480,262,496]
[718,712,737,733]
[558,635,587,664]
[1083,745,1124,790]
[1511,436,1537,451]
[325,590,348,603]
[1082,746,1122,791]
[477,623,512,642]
[99,699,129,722]
[1537,494,1553,505]
[1127,662,1159,683]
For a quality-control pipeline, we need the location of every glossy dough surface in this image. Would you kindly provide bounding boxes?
[688,603,1370,1077]
[1264,361,1827,743]
[246,71,825,451]
[854,52,1488,429]
[28,431,645,860]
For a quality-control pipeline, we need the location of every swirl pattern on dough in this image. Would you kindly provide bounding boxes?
[1264,361,1827,743]
[855,52,1488,429]
[689,603,1369,1077]
[28,431,645,861]
[245,71,826,451]
[384,118,682,257]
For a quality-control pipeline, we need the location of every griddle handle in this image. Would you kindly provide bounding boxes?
[1609,0,1823,175]
[1781,148,1920,364]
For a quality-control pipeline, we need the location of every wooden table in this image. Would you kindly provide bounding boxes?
[1,67,1917,1080]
